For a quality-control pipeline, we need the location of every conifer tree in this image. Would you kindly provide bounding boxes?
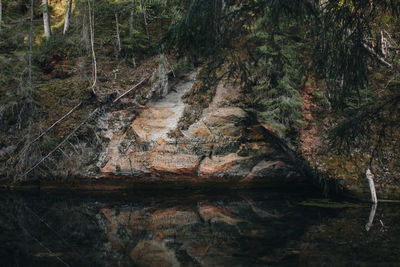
[249,6,305,134]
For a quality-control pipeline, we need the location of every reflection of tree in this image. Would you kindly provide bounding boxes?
[0,194,104,266]
[365,203,377,231]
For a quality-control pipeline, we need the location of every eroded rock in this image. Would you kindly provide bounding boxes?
[97,73,305,186]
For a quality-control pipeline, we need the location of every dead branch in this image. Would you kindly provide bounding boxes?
[346,28,393,68]
[59,148,70,159]
[113,77,148,103]
[19,108,100,180]
[67,140,80,155]
[18,102,81,158]
[365,203,377,231]
[363,42,393,68]
[366,169,378,204]
[18,76,150,179]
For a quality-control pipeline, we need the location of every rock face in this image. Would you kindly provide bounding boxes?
[98,72,305,186]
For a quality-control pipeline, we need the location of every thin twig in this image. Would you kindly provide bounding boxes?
[18,75,150,179]
[363,42,393,68]
[113,77,148,103]
[18,102,81,158]
[19,108,100,180]
[19,224,70,267]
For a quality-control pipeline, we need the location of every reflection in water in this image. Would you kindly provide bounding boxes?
[365,204,377,231]
[0,190,399,267]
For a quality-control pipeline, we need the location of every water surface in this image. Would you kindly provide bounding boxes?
[0,189,398,266]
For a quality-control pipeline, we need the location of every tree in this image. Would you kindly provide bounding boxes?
[63,0,72,35]
[0,0,2,39]
[42,0,51,39]
[248,5,306,135]
[87,0,97,94]
[140,0,150,45]
[165,0,226,61]
[82,3,90,50]
[115,12,121,57]
[29,0,34,85]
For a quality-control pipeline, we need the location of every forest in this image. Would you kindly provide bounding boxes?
[0,0,399,197]
[1,1,400,266]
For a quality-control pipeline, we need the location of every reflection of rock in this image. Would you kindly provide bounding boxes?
[9,192,400,267]
[98,72,305,186]
[130,241,180,267]
[149,209,198,229]
[90,192,320,267]
[198,204,241,225]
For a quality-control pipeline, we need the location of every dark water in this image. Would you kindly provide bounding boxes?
[0,189,399,267]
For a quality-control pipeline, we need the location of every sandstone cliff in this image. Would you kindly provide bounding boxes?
[94,68,306,187]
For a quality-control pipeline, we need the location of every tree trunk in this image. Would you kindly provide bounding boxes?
[0,0,3,39]
[129,9,134,35]
[29,0,34,86]
[129,3,136,67]
[82,8,89,49]
[42,0,51,39]
[63,0,72,35]
[87,0,97,94]
[115,12,121,58]
[140,0,150,45]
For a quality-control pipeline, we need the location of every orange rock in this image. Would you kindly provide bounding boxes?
[198,153,248,177]
[130,241,180,267]
[198,205,241,225]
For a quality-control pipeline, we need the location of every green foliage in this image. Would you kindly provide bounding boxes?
[310,0,398,112]
[249,7,305,133]
[172,57,193,77]
[41,137,59,152]
[311,90,330,108]
[33,34,80,70]
[164,0,226,60]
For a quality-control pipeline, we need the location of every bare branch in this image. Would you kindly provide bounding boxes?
[18,74,150,179]
[113,77,149,103]
[366,169,378,204]
[18,102,82,158]
[19,108,100,180]
[363,42,393,68]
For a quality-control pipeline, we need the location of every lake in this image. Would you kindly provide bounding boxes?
[0,189,398,266]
